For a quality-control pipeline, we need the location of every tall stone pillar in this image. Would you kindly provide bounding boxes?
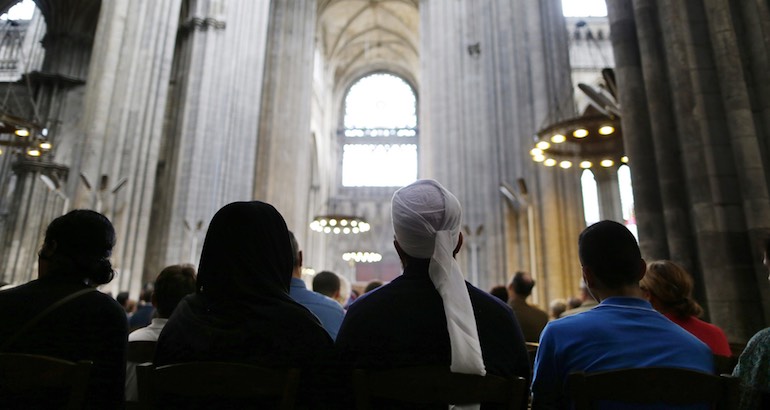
[145,0,271,280]
[593,167,623,222]
[421,0,584,297]
[71,0,182,296]
[254,0,316,236]
[607,0,770,341]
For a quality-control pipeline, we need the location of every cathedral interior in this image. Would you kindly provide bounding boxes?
[0,0,768,345]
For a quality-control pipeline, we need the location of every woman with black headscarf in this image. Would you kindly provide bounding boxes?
[155,201,334,405]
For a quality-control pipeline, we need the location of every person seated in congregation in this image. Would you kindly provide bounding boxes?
[288,233,345,340]
[548,298,567,320]
[154,201,334,406]
[0,210,127,409]
[312,269,343,303]
[129,283,155,331]
[363,280,384,293]
[732,238,770,409]
[507,271,549,342]
[336,179,530,408]
[489,285,509,303]
[531,220,714,409]
[640,260,731,357]
[125,263,196,401]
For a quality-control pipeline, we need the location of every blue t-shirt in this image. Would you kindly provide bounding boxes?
[531,297,714,409]
[289,277,345,340]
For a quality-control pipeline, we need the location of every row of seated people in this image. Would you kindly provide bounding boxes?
[498,264,732,360]
[0,179,767,409]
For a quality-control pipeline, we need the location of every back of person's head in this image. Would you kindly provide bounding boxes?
[288,231,300,267]
[139,283,154,303]
[41,209,116,285]
[567,296,582,309]
[640,260,703,318]
[117,291,130,308]
[154,264,197,318]
[578,220,642,288]
[489,285,508,302]
[391,179,462,261]
[549,298,567,318]
[511,271,535,297]
[312,271,340,298]
[196,201,294,306]
[364,280,383,293]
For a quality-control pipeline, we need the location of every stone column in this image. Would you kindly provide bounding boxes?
[607,0,770,340]
[593,167,623,222]
[421,0,584,296]
[71,0,182,297]
[0,161,68,284]
[254,0,316,236]
[606,0,668,260]
[145,0,271,280]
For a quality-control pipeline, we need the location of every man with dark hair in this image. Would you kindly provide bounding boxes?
[312,270,342,300]
[507,271,548,342]
[126,264,196,400]
[531,220,713,409]
[337,179,530,407]
[288,233,344,340]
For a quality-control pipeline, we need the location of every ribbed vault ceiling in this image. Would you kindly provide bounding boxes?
[318,0,419,89]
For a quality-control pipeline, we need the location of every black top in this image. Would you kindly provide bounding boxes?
[154,202,334,407]
[336,261,531,407]
[0,276,128,409]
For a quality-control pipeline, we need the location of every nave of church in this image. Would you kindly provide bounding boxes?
[0,0,768,346]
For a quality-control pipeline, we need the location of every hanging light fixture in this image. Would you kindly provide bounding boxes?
[310,214,370,234]
[0,113,51,158]
[530,69,627,170]
[342,251,382,263]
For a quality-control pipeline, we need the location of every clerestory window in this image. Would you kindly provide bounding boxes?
[341,73,417,187]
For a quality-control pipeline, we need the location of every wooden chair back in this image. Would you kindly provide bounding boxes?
[136,362,300,410]
[0,353,92,410]
[127,341,157,364]
[566,367,739,410]
[353,366,527,410]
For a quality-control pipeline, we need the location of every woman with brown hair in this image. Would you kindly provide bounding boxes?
[640,260,730,356]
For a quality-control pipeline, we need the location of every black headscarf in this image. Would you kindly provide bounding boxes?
[156,201,331,368]
[196,201,296,309]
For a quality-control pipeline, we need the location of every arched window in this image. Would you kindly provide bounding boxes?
[581,169,600,226]
[341,73,417,187]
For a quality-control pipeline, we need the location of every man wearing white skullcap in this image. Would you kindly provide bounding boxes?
[336,179,530,408]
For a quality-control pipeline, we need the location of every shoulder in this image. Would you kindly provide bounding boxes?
[743,328,770,358]
[466,283,517,323]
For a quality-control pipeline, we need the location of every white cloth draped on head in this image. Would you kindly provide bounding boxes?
[391,179,486,380]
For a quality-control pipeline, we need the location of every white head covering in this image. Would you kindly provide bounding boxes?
[392,179,486,377]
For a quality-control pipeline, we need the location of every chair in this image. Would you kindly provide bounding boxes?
[0,353,92,410]
[526,342,539,367]
[353,366,528,410]
[136,362,300,410]
[566,367,739,410]
[713,353,738,375]
[127,341,157,364]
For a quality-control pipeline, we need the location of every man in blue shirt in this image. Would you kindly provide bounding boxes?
[531,220,714,409]
[287,231,345,340]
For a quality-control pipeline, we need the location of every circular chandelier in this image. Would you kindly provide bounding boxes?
[0,113,52,158]
[342,251,382,263]
[530,113,627,170]
[309,215,371,235]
